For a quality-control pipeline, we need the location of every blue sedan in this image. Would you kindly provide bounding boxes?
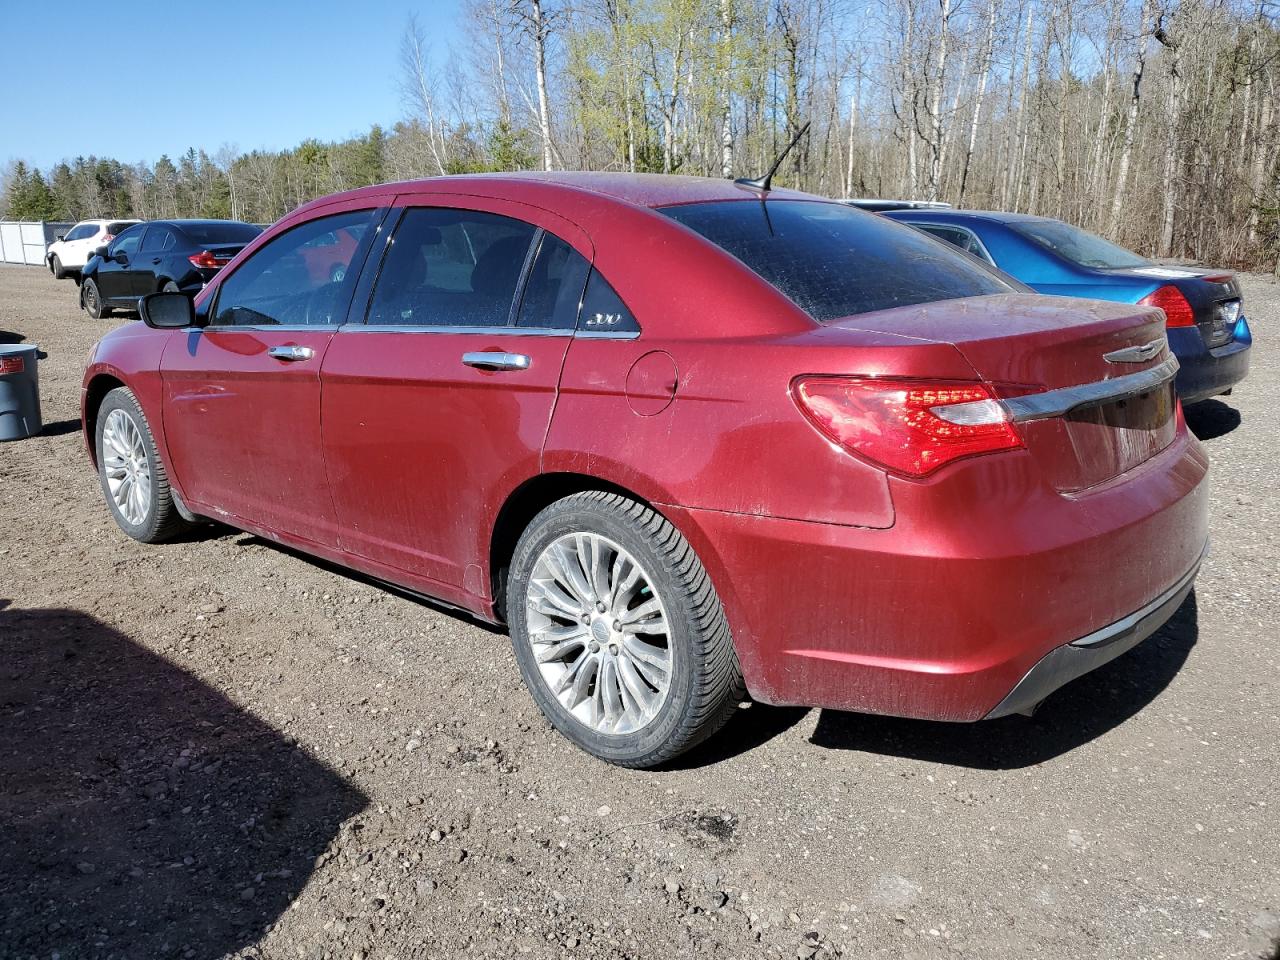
[881,209,1252,405]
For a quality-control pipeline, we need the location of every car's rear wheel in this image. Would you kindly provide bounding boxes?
[50,254,66,279]
[507,491,744,768]
[81,278,110,319]
[95,387,188,543]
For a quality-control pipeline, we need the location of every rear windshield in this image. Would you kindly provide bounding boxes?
[1011,219,1150,269]
[106,221,136,235]
[179,222,263,245]
[660,199,1011,322]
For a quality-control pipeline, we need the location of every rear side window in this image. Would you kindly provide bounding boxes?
[515,233,590,330]
[141,226,177,253]
[661,200,1011,323]
[366,207,537,327]
[211,209,373,327]
[577,270,639,334]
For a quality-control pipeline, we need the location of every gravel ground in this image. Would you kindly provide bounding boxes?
[1,263,1278,960]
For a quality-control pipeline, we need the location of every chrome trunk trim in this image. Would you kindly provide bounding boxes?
[1002,356,1180,423]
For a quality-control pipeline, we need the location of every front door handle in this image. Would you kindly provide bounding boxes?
[268,345,315,362]
[462,351,531,371]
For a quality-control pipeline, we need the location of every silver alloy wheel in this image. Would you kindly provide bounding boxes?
[525,533,673,735]
[101,408,152,526]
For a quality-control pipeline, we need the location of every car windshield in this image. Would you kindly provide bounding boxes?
[660,200,1011,322]
[1011,219,1151,269]
[180,222,263,245]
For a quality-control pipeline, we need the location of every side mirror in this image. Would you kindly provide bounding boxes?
[140,292,198,330]
[92,245,109,260]
[55,233,66,241]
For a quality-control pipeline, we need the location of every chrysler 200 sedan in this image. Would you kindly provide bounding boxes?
[81,173,1209,768]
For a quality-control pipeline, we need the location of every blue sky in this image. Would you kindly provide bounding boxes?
[1,0,463,171]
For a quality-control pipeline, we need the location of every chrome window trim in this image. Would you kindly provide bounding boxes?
[199,324,341,333]
[344,324,574,336]
[1002,355,1179,422]
[916,222,996,265]
[574,329,641,341]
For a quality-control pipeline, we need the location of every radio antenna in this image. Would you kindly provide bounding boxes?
[734,121,811,193]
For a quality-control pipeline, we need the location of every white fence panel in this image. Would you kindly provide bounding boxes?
[0,221,73,266]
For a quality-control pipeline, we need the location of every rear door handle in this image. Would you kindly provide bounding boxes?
[268,345,315,362]
[462,351,531,371]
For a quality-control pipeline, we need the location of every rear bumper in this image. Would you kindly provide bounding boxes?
[663,427,1209,722]
[1172,320,1251,404]
[984,543,1204,717]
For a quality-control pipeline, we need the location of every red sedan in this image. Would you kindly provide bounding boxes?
[80,173,1209,767]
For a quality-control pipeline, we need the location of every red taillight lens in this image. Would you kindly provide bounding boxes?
[793,377,1024,478]
[0,356,25,375]
[188,250,225,269]
[102,234,114,243]
[1139,284,1196,328]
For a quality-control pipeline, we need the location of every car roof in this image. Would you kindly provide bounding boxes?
[291,171,820,217]
[151,219,257,228]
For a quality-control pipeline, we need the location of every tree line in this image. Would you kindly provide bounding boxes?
[4,0,1279,270]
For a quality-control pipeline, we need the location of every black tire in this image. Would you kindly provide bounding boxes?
[507,491,745,768]
[161,280,180,293]
[95,387,189,543]
[81,278,111,319]
[51,254,66,280]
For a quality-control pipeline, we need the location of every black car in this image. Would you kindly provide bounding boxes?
[80,219,263,319]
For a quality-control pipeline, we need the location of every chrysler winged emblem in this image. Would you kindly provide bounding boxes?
[1103,338,1166,364]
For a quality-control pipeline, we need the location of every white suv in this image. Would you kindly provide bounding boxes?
[47,219,141,279]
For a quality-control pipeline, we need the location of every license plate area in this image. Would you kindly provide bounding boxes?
[1060,383,1177,491]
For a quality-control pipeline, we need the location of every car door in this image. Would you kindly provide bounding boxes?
[160,203,386,546]
[96,225,145,300]
[61,222,95,266]
[137,224,178,294]
[320,198,592,594]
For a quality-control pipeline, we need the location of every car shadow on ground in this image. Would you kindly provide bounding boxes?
[0,599,367,958]
[807,591,1199,771]
[1185,399,1241,440]
[38,418,83,437]
[0,330,24,344]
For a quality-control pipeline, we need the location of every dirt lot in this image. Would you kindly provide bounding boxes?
[1,263,1277,960]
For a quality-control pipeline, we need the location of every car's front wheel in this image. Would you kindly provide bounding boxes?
[507,491,744,768]
[81,278,110,319]
[95,387,189,543]
[50,254,66,279]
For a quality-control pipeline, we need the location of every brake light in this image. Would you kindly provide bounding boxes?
[1139,284,1195,328]
[0,356,25,375]
[793,377,1024,479]
[102,234,115,243]
[188,250,225,269]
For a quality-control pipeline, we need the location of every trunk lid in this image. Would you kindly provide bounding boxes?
[831,293,1179,491]
[1105,266,1242,348]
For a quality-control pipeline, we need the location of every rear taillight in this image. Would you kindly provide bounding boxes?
[102,234,114,243]
[188,250,224,269]
[0,356,25,375]
[1139,285,1195,328]
[793,377,1024,479]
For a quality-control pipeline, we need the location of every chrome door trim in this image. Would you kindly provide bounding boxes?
[574,329,642,341]
[1001,356,1179,422]
[202,324,340,333]
[462,351,532,371]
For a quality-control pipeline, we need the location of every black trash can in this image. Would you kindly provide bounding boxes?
[0,344,43,441]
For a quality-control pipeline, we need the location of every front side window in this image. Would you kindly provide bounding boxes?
[515,233,590,330]
[1011,219,1150,269]
[109,225,145,259]
[366,207,537,327]
[661,200,1011,323]
[66,223,94,241]
[211,210,373,327]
